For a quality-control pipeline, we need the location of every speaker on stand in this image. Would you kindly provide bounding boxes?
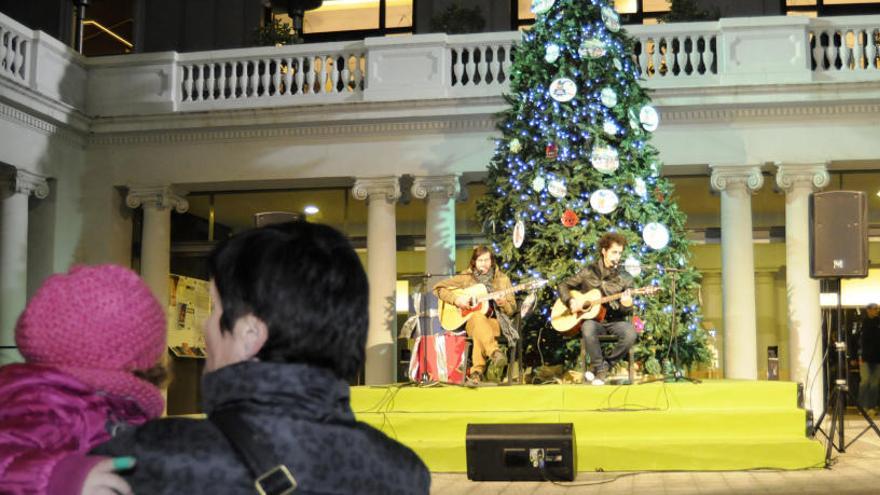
[808,191,880,465]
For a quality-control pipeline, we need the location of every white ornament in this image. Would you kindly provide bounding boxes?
[513,220,525,248]
[634,178,647,198]
[590,189,619,214]
[578,38,607,59]
[531,175,546,192]
[590,146,619,174]
[624,256,642,277]
[545,44,560,63]
[639,105,660,132]
[600,87,617,108]
[509,138,522,153]
[613,58,623,71]
[531,0,555,15]
[602,6,621,32]
[549,78,577,102]
[643,222,670,250]
[547,179,567,198]
[603,121,618,136]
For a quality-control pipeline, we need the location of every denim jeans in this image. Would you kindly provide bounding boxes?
[859,361,880,410]
[580,319,636,371]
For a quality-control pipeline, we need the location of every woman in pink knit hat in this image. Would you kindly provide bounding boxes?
[0,264,168,495]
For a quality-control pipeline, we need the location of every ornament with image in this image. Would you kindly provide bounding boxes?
[531,175,546,192]
[513,220,526,248]
[548,179,567,198]
[545,143,558,159]
[549,78,577,102]
[590,189,619,214]
[531,0,555,15]
[545,43,560,63]
[579,38,607,59]
[601,6,621,32]
[590,145,619,174]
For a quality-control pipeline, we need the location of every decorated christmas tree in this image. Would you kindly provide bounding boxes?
[478,0,711,377]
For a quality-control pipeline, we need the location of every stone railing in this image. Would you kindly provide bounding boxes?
[0,13,31,85]
[2,10,879,118]
[177,42,366,108]
[809,15,880,77]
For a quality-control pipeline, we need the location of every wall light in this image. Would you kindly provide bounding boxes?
[303,205,319,215]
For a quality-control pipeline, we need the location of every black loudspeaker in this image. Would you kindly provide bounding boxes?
[465,423,576,482]
[809,191,869,278]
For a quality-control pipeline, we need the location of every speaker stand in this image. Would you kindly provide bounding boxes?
[812,278,880,466]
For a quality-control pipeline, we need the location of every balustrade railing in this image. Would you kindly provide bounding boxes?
[178,44,366,104]
[448,33,517,90]
[0,16,30,85]
[809,16,880,74]
[628,24,719,82]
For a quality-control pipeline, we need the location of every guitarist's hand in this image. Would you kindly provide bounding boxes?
[621,289,633,307]
[455,295,473,309]
[568,300,581,314]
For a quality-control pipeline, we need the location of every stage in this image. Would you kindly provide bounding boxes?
[350,380,825,472]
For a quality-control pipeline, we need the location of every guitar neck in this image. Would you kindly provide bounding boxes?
[595,287,649,305]
[480,283,531,302]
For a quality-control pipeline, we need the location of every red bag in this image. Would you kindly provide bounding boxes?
[408,332,468,384]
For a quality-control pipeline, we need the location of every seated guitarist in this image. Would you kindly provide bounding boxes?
[558,232,637,385]
[433,246,515,384]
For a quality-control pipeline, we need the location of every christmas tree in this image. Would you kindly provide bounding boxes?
[478,0,711,377]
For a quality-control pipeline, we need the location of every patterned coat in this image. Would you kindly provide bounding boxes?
[92,361,431,494]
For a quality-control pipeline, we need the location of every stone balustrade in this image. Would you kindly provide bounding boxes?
[1,11,878,118]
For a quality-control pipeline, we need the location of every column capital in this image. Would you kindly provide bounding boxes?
[709,165,764,193]
[774,163,830,193]
[2,169,49,199]
[411,175,461,201]
[126,185,189,213]
[352,177,401,203]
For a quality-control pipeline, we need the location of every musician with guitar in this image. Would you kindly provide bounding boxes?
[557,233,638,386]
[433,246,515,384]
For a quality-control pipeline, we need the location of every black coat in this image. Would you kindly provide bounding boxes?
[92,361,430,494]
[558,260,634,320]
[861,315,880,363]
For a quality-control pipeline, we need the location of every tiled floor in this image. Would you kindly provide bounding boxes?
[429,416,880,494]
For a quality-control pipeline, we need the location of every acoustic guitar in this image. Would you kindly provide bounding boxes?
[549,286,659,333]
[438,279,547,331]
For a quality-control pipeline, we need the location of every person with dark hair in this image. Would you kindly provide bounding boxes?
[0,264,167,495]
[859,302,880,416]
[93,221,431,494]
[557,232,637,386]
[433,246,516,384]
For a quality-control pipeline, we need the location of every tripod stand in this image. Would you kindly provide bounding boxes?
[812,279,880,465]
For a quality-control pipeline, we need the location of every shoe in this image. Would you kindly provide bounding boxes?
[486,350,508,382]
[583,370,595,382]
[467,370,484,385]
[591,378,606,386]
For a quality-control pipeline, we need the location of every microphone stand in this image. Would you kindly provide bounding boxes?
[636,265,700,385]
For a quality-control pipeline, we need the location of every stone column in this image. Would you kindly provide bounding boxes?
[710,165,764,380]
[126,186,189,309]
[0,170,49,364]
[412,175,460,278]
[776,163,829,417]
[353,177,401,385]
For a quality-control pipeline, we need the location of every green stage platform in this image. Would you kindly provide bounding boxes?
[350,380,825,472]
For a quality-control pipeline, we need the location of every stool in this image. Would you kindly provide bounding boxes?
[580,334,636,383]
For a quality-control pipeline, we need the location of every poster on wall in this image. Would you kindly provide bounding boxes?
[167,274,210,358]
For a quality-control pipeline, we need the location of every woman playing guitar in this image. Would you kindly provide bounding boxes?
[433,246,515,384]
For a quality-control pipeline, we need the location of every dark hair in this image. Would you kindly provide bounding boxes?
[598,232,627,251]
[468,245,496,272]
[208,221,368,380]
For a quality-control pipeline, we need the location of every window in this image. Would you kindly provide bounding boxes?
[514,0,671,29]
[274,0,413,42]
[785,0,880,16]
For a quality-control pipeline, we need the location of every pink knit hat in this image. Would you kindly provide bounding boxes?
[16,264,167,418]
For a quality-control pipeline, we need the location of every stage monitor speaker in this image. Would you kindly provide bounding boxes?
[809,191,868,279]
[466,423,575,482]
